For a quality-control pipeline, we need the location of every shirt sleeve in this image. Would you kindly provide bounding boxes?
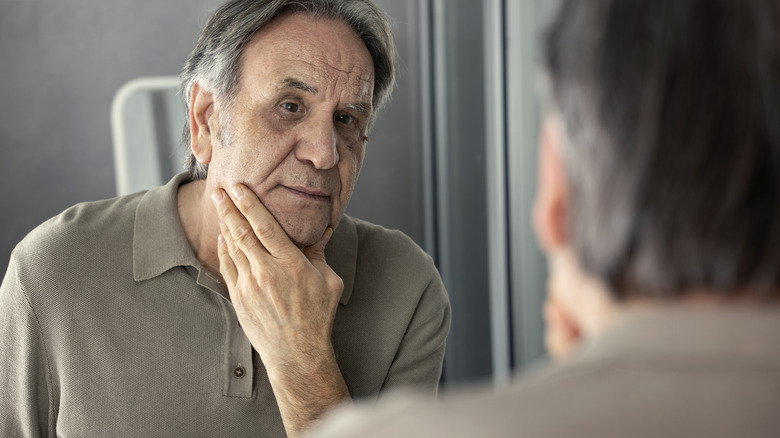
[381,267,451,394]
[0,251,53,437]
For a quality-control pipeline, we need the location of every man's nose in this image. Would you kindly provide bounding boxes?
[295,115,339,170]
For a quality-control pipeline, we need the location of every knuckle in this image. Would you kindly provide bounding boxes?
[232,227,258,254]
[228,244,243,259]
[253,221,277,241]
[256,269,277,288]
[328,274,345,294]
[241,199,259,216]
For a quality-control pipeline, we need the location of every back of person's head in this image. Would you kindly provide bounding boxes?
[542,0,780,300]
[179,0,396,179]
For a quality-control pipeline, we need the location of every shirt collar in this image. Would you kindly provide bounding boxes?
[133,172,358,305]
[133,172,200,281]
[577,305,780,367]
[326,215,358,305]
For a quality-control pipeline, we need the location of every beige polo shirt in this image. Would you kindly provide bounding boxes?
[0,173,450,437]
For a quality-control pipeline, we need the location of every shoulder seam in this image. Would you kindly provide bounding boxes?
[9,253,57,431]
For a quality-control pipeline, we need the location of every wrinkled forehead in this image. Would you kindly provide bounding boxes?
[277,55,374,98]
[239,13,375,100]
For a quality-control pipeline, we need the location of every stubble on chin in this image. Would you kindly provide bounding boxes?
[271,209,333,249]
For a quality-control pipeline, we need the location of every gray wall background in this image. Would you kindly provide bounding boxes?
[0,0,223,274]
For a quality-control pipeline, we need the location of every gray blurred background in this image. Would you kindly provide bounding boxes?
[0,0,553,386]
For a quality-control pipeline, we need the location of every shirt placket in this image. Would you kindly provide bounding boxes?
[196,268,254,398]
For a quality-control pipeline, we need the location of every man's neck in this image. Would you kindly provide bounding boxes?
[177,179,222,279]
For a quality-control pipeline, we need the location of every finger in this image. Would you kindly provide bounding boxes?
[218,214,251,276]
[212,188,269,258]
[228,184,298,259]
[219,233,244,309]
[543,296,580,359]
[217,233,239,286]
[218,222,258,315]
[303,227,343,295]
[302,227,333,264]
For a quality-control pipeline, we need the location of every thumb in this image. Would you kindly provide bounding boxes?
[303,227,334,264]
[304,227,344,296]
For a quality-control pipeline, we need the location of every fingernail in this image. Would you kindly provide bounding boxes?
[211,190,224,204]
[218,234,225,247]
[231,185,244,199]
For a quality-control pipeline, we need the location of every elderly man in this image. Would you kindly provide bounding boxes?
[309,0,780,436]
[0,1,450,436]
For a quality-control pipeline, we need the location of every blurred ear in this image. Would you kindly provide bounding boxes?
[533,115,571,254]
[189,82,215,166]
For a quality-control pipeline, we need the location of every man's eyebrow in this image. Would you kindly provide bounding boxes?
[346,102,372,114]
[282,78,317,94]
[281,77,371,114]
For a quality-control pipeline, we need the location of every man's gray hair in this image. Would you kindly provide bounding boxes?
[543,0,780,299]
[180,0,397,179]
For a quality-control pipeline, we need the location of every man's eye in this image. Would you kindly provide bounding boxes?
[281,102,300,112]
[336,114,354,125]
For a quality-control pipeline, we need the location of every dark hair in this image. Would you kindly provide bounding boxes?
[543,0,780,299]
[180,0,397,179]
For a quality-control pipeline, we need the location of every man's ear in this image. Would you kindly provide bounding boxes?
[532,114,571,254]
[189,82,216,166]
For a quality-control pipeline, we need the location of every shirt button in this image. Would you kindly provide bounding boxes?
[233,366,246,378]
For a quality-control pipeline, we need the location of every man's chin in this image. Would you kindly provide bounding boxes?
[262,203,332,248]
[280,222,329,249]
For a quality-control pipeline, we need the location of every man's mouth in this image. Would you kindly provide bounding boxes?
[282,185,330,201]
